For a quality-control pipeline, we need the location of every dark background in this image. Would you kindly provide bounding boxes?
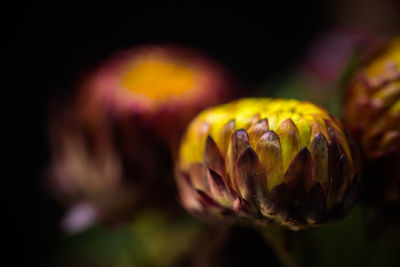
[9,1,329,265]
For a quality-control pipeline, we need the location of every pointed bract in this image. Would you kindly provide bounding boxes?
[248,119,269,148]
[283,148,313,190]
[236,147,267,206]
[205,135,225,176]
[257,131,283,190]
[310,133,329,186]
[277,119,300,172]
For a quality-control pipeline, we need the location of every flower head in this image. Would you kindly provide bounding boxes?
[48,45,233,228]
[78,45,232,148]
[176,98,360,229]
[344,37,400,159]
[343,37,400,203]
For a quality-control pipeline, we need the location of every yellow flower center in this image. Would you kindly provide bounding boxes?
[122,58,196,100]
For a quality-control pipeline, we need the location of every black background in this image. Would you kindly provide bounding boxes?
[9,1,326,265]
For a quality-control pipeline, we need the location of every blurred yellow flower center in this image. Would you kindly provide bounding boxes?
[365,37,400,77]
[122,58,196,100]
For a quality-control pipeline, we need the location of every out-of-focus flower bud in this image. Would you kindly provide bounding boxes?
[343,37,400,204]
[77,45,233,151]
[176,98,360,230]
[48,45,234,231]
[295,29,371,110]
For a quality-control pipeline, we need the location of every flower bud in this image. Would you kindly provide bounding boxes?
[48,45,233,228]
[77,44,233,150]
[176,98,360,229]
[343,37,400,204]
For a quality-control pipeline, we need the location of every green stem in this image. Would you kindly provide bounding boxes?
[261,228,300,267]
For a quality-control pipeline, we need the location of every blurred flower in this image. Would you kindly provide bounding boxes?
[259,28,372,116]
[343,37,400,204]
[176,98,360,230]
[77,45,233,151]
[48,45,234,231]
[344,37,400,159]
[297,29,371,109]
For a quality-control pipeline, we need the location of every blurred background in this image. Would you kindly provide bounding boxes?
[8,1,400,266]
